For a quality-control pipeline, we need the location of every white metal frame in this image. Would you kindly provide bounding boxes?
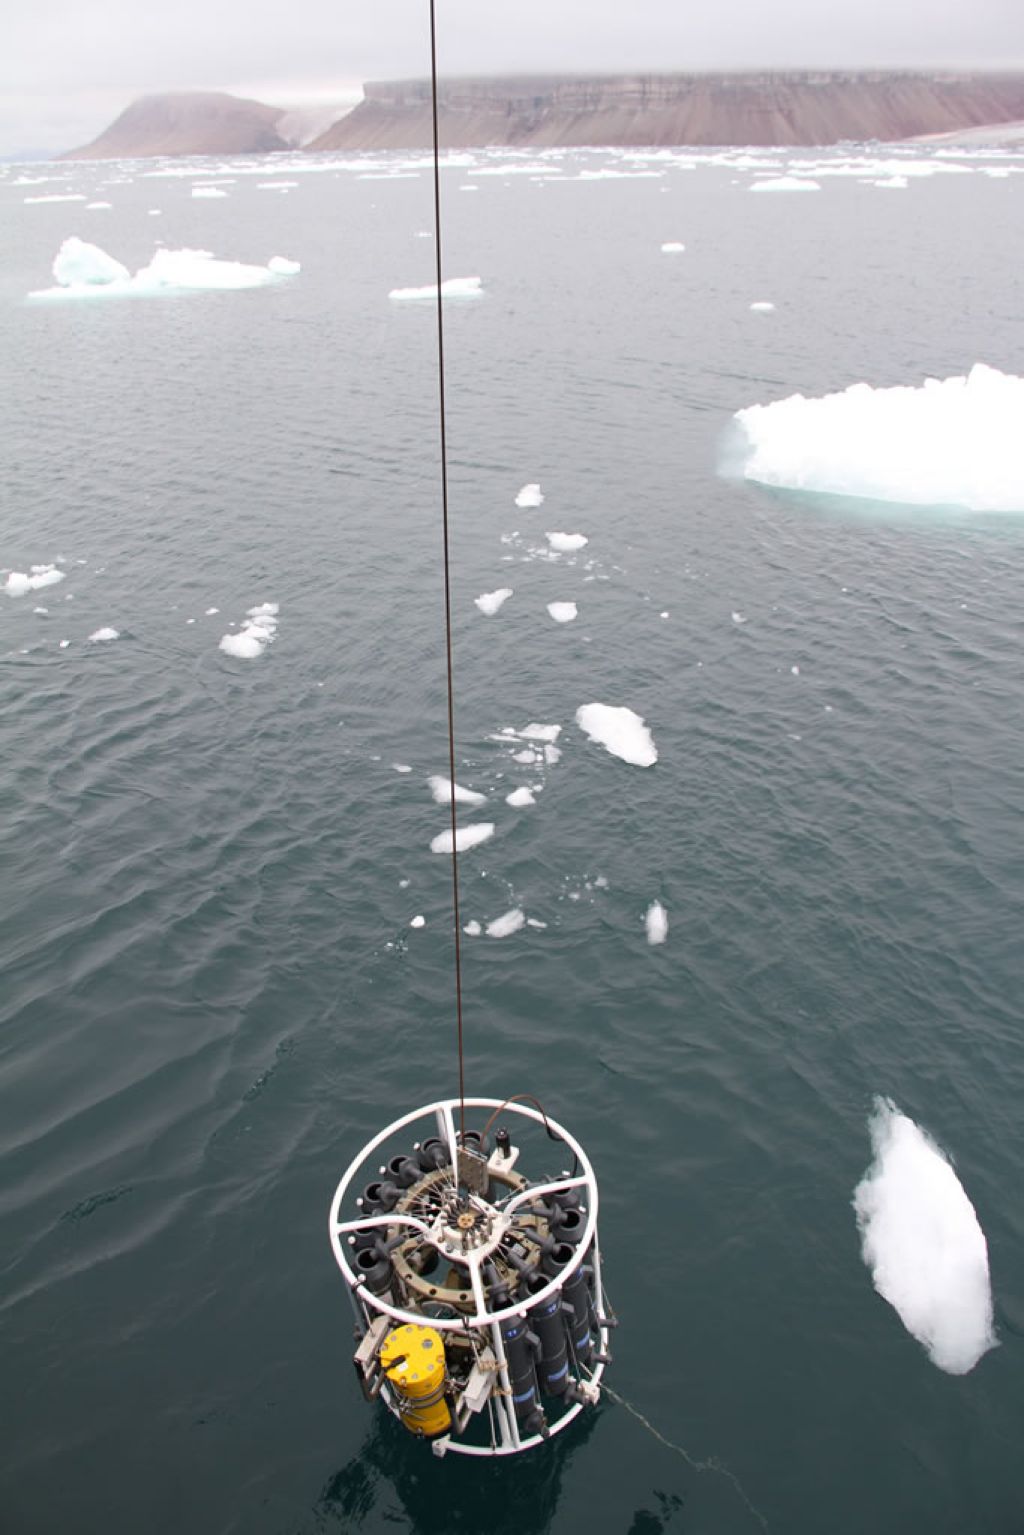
[328,1096,609,1456]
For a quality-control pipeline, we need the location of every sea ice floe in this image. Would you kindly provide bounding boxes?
[389,276,482,301]
[544,744,561,764]
[33,239,300,300]
[515,483,544,508]
[219,601,280,659]
[474,587,513,616]
[88,626,119,642]
[576,703,658,767]
[486,908,525,938]
[751,176,821,192]
[547,601,578,623]
[734,363,1024,511]
[660,241,685,252]
[430,823,495,854]
[4,564,65,596]
[546,531,588,552]
[645,901,669,945]
[506,786,536,807]
[427,774,487,806]
[853,1097,996,1375]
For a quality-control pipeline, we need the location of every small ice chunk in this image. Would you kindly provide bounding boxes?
[86,201,112,210]
[475,588,512,616]
[512,749,537,764]
[486,908,525,938]
[205,607,219,615]
[576,703,658,767]
[392,763,412,773]
[520,723,561,742]
[547,601,578,623]
[546,531,588,552]
[853,1098,996,1375]
[192,185,228,198]
[389,276,482,300]
[660,241,685,252]
[88,626,119,642]
[751,176,820,192]
[506,786,536,807]
[732,611,747,624]
[399,878,410,888]
[33,606,48,614]
[430,823,495,854]
[410,915,426,928]
[59,639,70,648]
[645,901,669,945]
[515,483,544,508]
[791,665,800,675]
[544,744,561,765]
[219,631,265,658]
[268,256,301,275]
[463,920,482,936]
[4,565,65,596]
[750,301,775,312]
[526,918,547,929]
[428,774,487,806]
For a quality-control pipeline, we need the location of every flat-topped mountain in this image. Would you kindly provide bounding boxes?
[62,91,289,160]
[309,71,1024,150]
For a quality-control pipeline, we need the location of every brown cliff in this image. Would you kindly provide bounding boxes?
[309,72,1024,150]
[62,92,289,160]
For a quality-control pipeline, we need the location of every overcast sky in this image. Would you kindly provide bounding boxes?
[4,0,1023,156]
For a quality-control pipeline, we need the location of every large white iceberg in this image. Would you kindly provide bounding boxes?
[853,1098,996,1375]
[32,239,300,300]
[52,237,129,286]
[734,364,1024,512]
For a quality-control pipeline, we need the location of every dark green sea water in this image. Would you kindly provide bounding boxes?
[2,144,1024,1535]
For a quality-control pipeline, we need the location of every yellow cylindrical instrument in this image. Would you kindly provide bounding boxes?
[380,1323,451,1437]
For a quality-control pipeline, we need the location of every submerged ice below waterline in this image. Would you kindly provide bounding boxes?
[734,364,1024,512]
[853,1098,996,1375]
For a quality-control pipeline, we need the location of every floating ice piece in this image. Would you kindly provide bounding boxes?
[660,241,685,252]
[515,483,544,508]
[576,703,658,767]
[751,176,820,192]
[732,611,747,624]
[735,363,1024,511]
[59,639,70,648]
[88,626,119,642]
[544,744,561,765]
[464,920,482,936]
[192,185,228,198]
[268,256,301,275]
[506,786,536,807]
[791,664,800,675]
[33,242,297,300]
[25,193,86,204]
[512,749,537,764]
[853,1097,996,1375]
[749,301,775,312]
[428,774,487,806]
[430,823,494,854]
[547,601,578,623]
[205,607,219,615]
[873,175,908,189]
[86,201,112,210]
[645,901,669,945]
[389,276,482,301]
[410,915,426,928]
[474,587,512,616]
[4,564,66,596]
[32,606,48,615]
[219,601,279,658]
[546,531,588,552]
[520,723,561,742]
[487,908,525,938]
[526,918,547,929]
[53,237,130,287]
[392,763,412,773]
